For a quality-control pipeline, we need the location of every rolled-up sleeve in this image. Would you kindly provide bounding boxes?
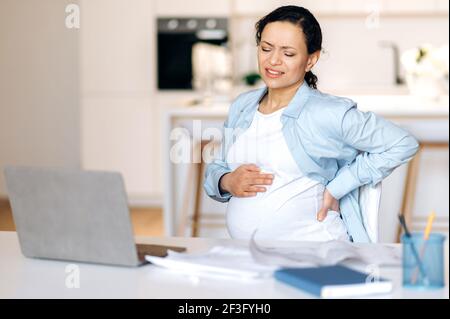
[203,136,233,202]
[203,97,242,202]
[326,105,420,200]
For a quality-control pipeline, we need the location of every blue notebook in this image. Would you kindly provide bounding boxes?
[274,265,392,298]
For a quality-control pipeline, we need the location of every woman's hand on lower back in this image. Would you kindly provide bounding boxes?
[219,164,274,197]
[316,188,340,222]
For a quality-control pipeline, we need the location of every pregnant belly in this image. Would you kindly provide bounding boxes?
[226,183,349,241]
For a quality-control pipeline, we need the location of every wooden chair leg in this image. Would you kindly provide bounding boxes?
[397,145,423,242]
[177,161,196,237]
[191,140,221,237]
[191,160,204,237]
[191,141,209,237]
[396,142,449,242]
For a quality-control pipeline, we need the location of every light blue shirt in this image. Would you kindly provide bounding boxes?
[203,82,419,242]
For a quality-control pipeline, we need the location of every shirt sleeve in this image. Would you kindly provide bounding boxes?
[326,105,420,200]
[203,136,233,202]
[203,96,243,202]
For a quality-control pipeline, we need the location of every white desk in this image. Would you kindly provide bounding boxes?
[0,231,448,299]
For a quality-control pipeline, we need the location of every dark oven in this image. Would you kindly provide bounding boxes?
[157,17,228,90]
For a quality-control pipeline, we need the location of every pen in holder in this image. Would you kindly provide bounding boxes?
[399,214,446,289]
[398,214,429,286]
[411,212,435,284]
[402,232,446,289]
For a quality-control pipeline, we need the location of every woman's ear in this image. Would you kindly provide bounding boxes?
[306,50,321,72]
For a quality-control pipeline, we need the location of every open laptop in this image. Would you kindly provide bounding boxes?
[4,166,186,267]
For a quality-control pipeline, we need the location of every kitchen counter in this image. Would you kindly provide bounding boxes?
[163,94,449,118]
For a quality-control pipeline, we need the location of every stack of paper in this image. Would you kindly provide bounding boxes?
[145,234,400,280]
[145,245,278,279]
[249,233,401,268]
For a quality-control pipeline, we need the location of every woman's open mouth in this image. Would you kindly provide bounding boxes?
[265,68,285,79]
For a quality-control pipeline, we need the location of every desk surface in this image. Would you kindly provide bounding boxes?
[0,231,448,299]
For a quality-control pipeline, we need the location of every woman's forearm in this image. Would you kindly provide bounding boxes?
[327,107,419,200]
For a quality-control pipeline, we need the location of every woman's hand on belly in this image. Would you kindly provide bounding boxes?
[316,188,340,222]
[220,164,274,197]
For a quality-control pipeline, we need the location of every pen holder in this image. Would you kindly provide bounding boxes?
[402,232,446,289]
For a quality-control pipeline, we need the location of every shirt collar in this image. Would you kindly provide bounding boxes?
[283,81,312,119]
[256,81,312,119]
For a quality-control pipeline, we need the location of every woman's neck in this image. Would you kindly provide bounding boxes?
[262,80,304,112]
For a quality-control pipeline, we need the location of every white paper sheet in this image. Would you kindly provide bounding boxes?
[249,231,401,267]
[145,233,400,280]
[145,245,278,279]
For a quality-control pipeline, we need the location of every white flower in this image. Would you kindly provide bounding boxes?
[401,44,449,78]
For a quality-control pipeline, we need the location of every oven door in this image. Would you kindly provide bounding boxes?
[158,33,197,90]
[157,33,228,90]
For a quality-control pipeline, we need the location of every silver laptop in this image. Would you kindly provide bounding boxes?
[4,166,185,267]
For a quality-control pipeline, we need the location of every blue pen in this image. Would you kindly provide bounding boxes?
[398,214,429,285]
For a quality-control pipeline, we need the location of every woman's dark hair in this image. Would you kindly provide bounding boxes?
[255,6,322,89]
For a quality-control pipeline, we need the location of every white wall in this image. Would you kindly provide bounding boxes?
[232,16,449,91]
[0,0,81,197]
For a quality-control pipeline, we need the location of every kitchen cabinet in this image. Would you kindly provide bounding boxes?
[80,0,155,93]
[335,0,442,15]
[232,0,336,17]
[155,0,231,16]
[81,97,161,201]
[231,0,449,17]
[437,0,450,12]
[79,0,160,204]
[382,0,436,14]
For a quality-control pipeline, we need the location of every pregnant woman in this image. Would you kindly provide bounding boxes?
[203,6,419,242]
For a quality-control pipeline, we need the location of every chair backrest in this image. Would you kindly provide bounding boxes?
[359,182,382,243]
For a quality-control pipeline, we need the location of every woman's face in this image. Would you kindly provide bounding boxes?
[257,21,319,89]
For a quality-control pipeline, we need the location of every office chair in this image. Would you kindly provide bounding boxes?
[359,182,382,243]
[177,140,225,237]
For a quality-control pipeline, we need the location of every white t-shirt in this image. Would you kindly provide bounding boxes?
[225,107,349,241]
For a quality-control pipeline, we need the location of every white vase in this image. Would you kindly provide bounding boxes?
[406,73,446,100]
